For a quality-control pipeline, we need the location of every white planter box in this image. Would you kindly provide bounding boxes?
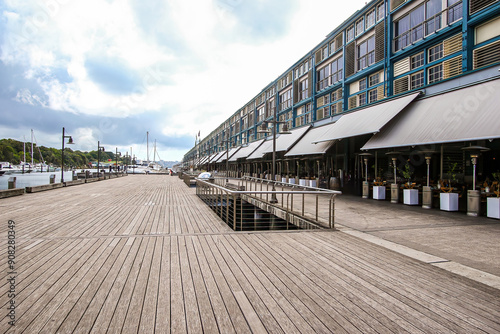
[373,186,386,200]
[299,179,307,186]
[440,193,459,211]
[281,177,287,183]
[309,180,317,188]
[487,197,500,219]
[403,189,418,205]
[288,178,295,184]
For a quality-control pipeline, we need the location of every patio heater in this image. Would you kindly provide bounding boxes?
[358,152,372,199]
[386,151,402,203]
[420,151,436,209]
[461,145,490,217]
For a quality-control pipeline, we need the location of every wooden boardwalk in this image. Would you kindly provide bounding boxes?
[1,175,499,333]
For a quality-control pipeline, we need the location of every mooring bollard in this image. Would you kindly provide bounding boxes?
[50,174,56,184]
[8,177,16,189]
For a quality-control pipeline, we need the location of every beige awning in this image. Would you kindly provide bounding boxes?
[262,126,310,154]
[362,79,500,150]
[212,151,227,163]
[246,139,273,160]
[285,123,337,156]
[313,92,420,144]
[228,139,265,161]
[218,147,241,162]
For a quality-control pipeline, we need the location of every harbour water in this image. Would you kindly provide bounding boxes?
[0,171,76,190]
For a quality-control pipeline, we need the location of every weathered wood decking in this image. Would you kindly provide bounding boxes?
[1,175,499,333]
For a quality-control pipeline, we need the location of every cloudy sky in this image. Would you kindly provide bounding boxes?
[0,0,368,162]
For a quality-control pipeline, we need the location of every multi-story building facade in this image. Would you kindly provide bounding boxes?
[184,0,500,202]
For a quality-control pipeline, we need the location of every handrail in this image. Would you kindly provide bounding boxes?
[196,176,341,230]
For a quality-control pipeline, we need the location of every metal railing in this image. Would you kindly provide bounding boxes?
[196,176,341,231]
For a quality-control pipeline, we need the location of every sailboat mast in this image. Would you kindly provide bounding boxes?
[154,140,156,164]
[31,129,34,166]
[147,131,149,164]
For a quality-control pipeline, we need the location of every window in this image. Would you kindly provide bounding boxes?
[369,72,380,87]
[359,92,367,106]
[331,56,344,83]
[295,103,312,127]
[329,40,336,54]
[428,64,443,83]
[428,43,443,62]
[377,3,385,21]
[394,0,447,51]
[366,9,376,28]
[267,99,275,118]
[317,107,329,120]
[447,0,462,24]
[357,36,376,70]
[411,71,424,89]
[347,26,355,42]
[426,0,442,35]
[359,79,367,90]
[323,46,328,59]
[356,18,364,37]
[299,78,309,101]
[394,5,425,50]
[369,89,378,103]
[411,52,425,69]
[317,66,330,91]
[279,90,292,111]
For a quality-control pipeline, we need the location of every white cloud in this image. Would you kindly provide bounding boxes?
[1,0,369,160]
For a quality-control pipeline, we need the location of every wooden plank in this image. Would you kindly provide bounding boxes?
[155,237,171,334]
[184,235,219,333]
[105,237,149,332]
[170,236,187,332]
[90,237,142,332]
[121,237,156,333]
[177,236,203,333]
[195,235,252,333]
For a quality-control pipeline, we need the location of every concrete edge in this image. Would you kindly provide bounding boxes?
[26,183,63,193]
[0,188,25,198]
[337,224,500,290]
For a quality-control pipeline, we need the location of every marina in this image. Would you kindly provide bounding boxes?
[1,175,499,333]
[0,171,74,191]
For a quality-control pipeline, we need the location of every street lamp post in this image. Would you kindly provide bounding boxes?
[61,127,74,184]
[97,141,105,177]
[258,112,291,203]
[115,148,121,174]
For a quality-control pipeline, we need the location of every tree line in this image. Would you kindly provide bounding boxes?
[0,139,130,168]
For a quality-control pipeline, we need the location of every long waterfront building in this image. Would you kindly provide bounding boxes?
[183,0,500,196]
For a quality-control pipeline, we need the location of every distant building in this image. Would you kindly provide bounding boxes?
[184,0,500,200]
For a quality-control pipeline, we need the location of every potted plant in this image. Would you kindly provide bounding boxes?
[373,167,386,200]
[487,172,500,219]
[440,160,459,211]
[372,177,386,200]
[309,176,317,188]
[399,162,418,205]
